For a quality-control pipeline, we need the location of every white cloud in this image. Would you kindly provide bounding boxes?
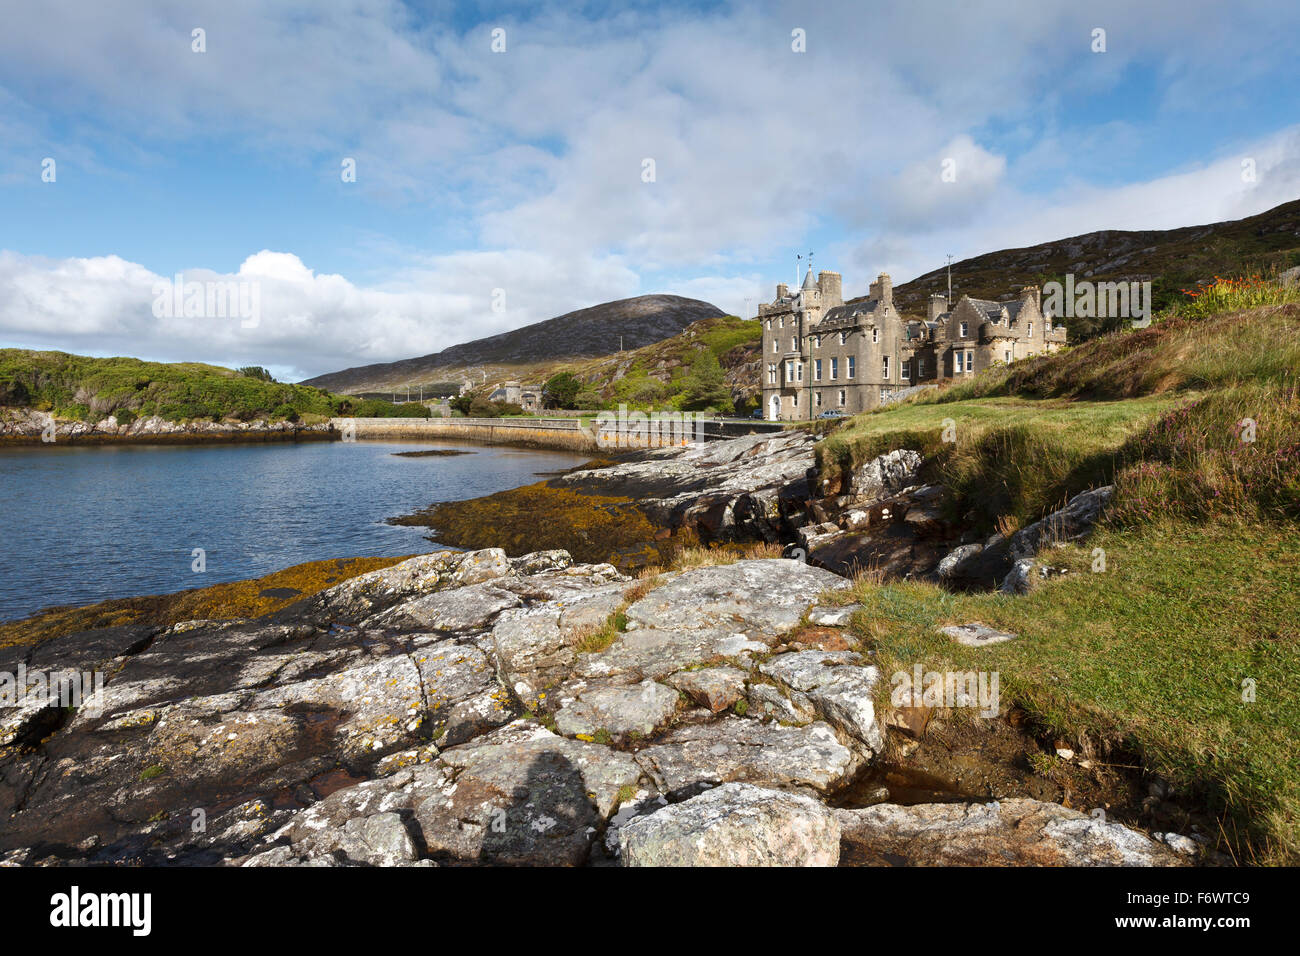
[0,249,641,381]
[1,0,1299,376]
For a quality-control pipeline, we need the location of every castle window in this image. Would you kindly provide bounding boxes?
[965,351,973,372]
[797,362,803,382]
[772,338,778,353]
[901,362,910,381]
[955,352,964,374]
[815,391,822,407]
[838,389,846,406]
[882,356,890,379]
[917,358,925,376]
[872,327,879,343]
[1004,350,1011,363]
[847,356,855,378]
[814,335,821,348]
[814,359,822,381]
[830,357,838,380]
[785,360,793,383]
[960,321,968,338]
[779,317,784,329]
[766,319,772,330]
[793,392,798,407]
[1028,322,1033,337]
[791,336,797,351]
[839,331,847,345]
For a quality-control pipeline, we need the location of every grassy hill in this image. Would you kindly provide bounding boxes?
[302,293,725,393]
[884,198,1300,338]
[0,349,425,425]
[813,282,1300,862]
[559,314,761,413]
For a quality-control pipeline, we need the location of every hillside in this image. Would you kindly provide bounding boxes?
[560,314,761,413]
[302,293,725,393]
[883,198,1300,336]
[0,350,423,426]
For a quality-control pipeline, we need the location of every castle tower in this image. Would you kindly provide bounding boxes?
[818,271,843,309]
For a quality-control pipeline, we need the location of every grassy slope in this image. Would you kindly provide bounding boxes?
[0,349,423,423]
[815,296,1300,862]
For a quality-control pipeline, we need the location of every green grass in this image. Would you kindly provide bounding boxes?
[926,302,1300,404]
[0,349,426,423]
[837,518,1300,863]
[818,394,1180,534]
[817,302,1300,533]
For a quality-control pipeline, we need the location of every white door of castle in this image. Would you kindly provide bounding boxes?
[769,394,780,421]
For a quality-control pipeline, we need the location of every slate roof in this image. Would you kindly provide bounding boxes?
[821,299,882,324]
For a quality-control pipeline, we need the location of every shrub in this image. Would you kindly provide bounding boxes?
[543,372,582,409]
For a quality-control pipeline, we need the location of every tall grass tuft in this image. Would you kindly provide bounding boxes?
[1109,382,1300,526]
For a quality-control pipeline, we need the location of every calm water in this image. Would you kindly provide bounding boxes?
[0,440,590,622]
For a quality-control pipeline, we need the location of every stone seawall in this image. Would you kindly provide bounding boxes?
[332,416,758,452]
[332,416,602,452]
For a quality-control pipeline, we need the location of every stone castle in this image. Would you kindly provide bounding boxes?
[759,265,1067,420]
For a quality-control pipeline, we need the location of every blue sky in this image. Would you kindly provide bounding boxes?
[1,0,1297,381]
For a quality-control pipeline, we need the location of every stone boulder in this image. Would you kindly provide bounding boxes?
[759,651,883,755]
[849,449,922,503]
[620,783,840,867]
[665,667,746,713]
[553,680,679,738]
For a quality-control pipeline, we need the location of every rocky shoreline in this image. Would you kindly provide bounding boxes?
[0,408,333,445]
[0,431,1198,866]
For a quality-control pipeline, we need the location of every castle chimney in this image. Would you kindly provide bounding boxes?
[776,282,789,299]
[928,293,948,322]
[870,272,893,307]
[1020,285,1041,311]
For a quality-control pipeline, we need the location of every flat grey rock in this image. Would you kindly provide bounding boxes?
[553,680,679,737]
[620,782,839,867]
[941,623,1018,646]
[835,798,1185,866]
[634,718,859,796]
